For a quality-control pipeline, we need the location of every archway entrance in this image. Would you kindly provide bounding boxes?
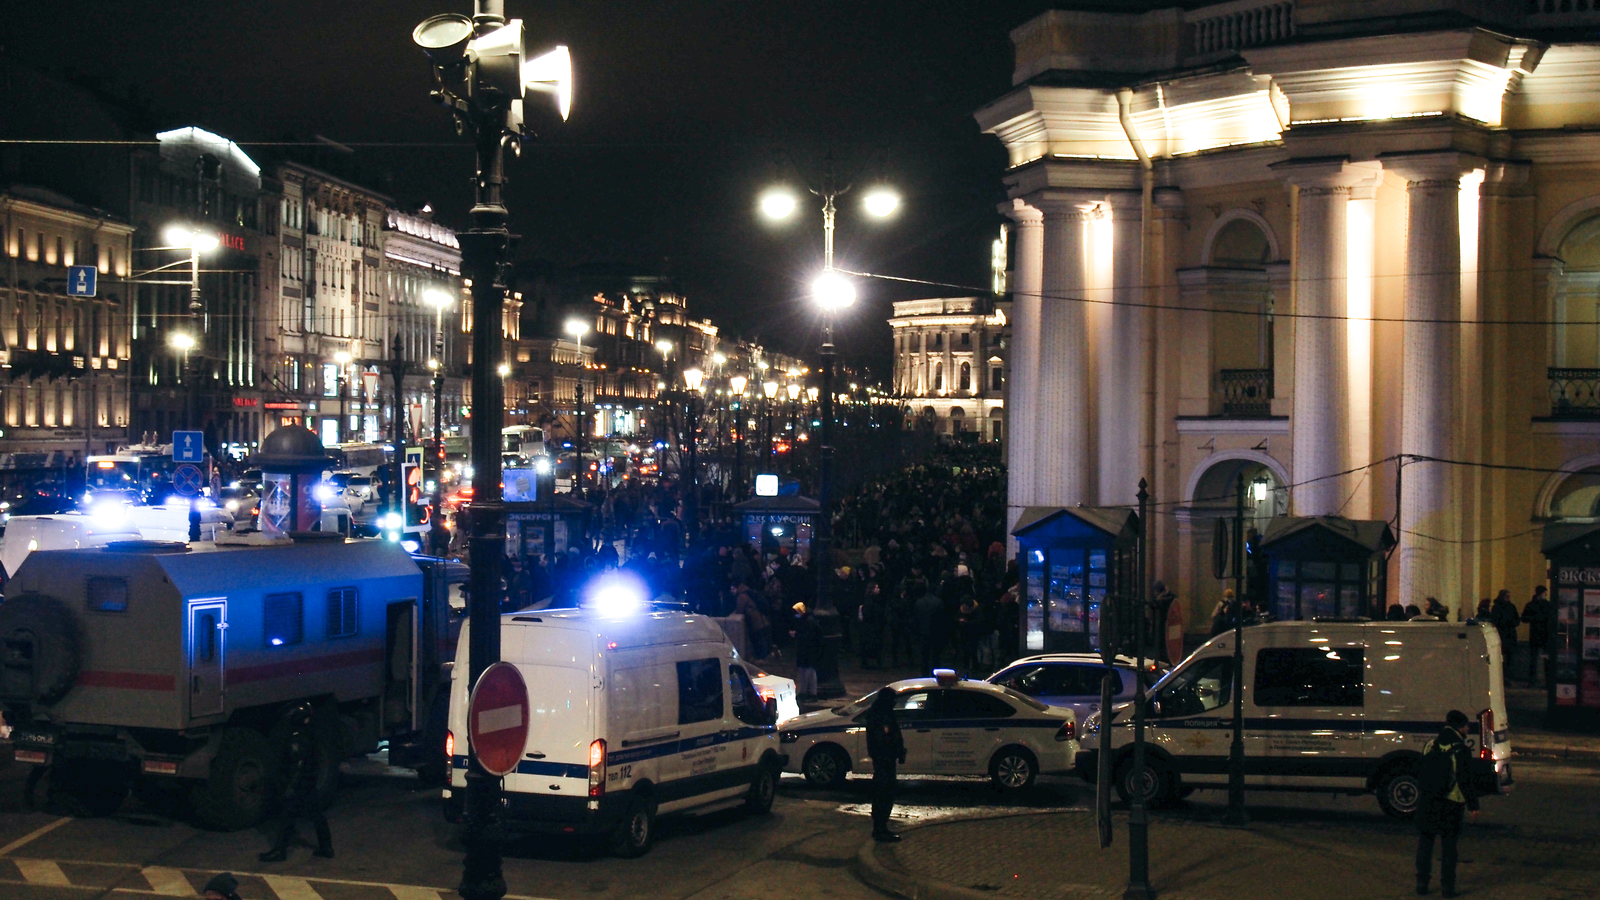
[1181,456,1286,638]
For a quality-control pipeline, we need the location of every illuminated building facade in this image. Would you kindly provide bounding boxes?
[979,1,1600,631]
[889,297,1009,442]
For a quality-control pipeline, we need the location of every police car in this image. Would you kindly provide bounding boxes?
[778,670,1079,791]
[987,653,1167,724]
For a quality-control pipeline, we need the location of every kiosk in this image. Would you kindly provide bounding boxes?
[1255,517,1393,621]
[252,425,331,535]
[1540,523,1600,722]
[1012,506,1138,653]
[506,494,594,563]
[734,495,819,563]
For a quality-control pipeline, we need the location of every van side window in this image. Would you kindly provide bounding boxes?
[1254,647,1365,707]
[326,587,358,638]
[728,664,767,726]
[1156,656,1234,717]
[197,613,217,662]
[264,592,304,648]
[87,576,128,612]
[677,658,724,725]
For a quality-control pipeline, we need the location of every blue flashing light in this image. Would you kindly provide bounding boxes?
[582,571,650,618]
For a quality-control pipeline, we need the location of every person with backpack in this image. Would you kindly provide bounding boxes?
[1414,709,1480,897]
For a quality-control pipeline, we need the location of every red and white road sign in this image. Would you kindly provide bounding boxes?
[467,661,530,777]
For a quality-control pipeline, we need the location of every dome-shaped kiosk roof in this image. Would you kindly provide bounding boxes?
[254,426,331,473]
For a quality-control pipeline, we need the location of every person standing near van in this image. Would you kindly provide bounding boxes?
[1522,586,1553,686]
[793,603,822,700]
[863,689,906,842]
[260,705,333,862]
[1489,589,1520,666]
[1415,709,1479,897]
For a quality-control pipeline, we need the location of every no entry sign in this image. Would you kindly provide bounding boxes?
[467,661,530,777]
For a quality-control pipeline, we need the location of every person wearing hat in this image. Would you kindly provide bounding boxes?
[1414,709,1480,897]
[792,603,822,700]
[202,874,241,900]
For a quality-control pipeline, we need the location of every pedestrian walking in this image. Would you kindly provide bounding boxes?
[1522,585,1553,686]
[863,688,905,843]
[1414,709,1480,897]
[259,705,333,862]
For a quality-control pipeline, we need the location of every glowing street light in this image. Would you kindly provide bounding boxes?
[168,333,195,351]
[760,190,797,220]
[730,374,748,396]
[813,271,856,311]
[497,362,511,377]
[862,187,899,217]
[785,382,801,402]
[682,368,704,392]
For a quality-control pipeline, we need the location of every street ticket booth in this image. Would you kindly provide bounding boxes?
[734,495,819,563]
[1540,523,1600,724]
[1256,516,1394,621]
[505,495,593,564]
[1012,507,1139,653]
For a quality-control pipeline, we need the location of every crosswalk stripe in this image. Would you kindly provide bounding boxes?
[261,875,324,900]
[15,859,70,886]
[388,887,444,900]
[142,866,194,896]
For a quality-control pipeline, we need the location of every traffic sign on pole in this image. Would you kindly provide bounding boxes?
[173,464,204,497]
[173,431,205,463]
[67,266,97,298]
[467,661,529,778]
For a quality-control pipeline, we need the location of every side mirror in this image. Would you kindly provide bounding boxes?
[764,697,779,725]
[1150,699,1163,718]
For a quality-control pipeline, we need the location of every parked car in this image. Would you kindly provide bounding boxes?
[987,653,1168,725]
[778,669,1078,792]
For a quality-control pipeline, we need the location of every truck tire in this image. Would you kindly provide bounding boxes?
[745,762,777,814]
[49,758,131,817]
[193,728,274,831]
[1114,756,1171,806]
[1377,765,1421,820]
[610,796,656,857]
[0,593,82,705]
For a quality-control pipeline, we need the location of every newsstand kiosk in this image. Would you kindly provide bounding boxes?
[1541,523,1600,725]
[1012,506,1139,654]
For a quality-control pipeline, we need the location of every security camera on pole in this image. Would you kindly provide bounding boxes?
[410,4,572,899]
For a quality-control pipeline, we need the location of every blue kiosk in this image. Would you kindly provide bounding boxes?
[1013,506,1139,654]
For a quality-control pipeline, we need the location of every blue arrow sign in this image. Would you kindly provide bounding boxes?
[173,430,205,463]
[67,266,97,298]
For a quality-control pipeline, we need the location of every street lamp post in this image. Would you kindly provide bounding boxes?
[761,380,779,470]
[425,288,454,549]
[730,374,747,499]
[388,334,409,530]
[410,4,572,899]
[785,381,801,480]
[334,350,353,442]
[1225,472,1250,827]
[682,367,703,550]
[162,225,219,542]
[566,320,589,499]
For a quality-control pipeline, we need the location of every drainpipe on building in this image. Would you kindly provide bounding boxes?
[1117,87,1157,580]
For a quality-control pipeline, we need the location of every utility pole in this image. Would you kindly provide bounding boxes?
[1125,479,1154,900]
[389,333,409,527]
[1224,472,1250,826]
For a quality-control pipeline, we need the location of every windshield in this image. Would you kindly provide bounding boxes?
[833,689,882,716]
[87,461,140,491]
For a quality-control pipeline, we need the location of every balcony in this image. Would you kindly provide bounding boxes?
[1548,368,1600,418]
[1219,368,1273,417]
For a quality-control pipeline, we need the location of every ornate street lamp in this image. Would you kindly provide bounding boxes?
[682,367,704,548]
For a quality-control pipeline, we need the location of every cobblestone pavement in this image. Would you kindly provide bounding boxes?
[870,762,1600,900]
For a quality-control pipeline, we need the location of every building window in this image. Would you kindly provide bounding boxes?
[991,367,1003,391]
[961,332,971,347]
[959,362,971,392]
[933,363,943,392]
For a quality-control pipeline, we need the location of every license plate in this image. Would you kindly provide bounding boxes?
[13,730,57,746]
[141,759,179,775]
[13,749,49,765]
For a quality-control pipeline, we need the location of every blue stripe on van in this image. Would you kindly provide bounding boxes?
[450,754,587,777]
[1111,717,1480,735]
[452,725,775,771]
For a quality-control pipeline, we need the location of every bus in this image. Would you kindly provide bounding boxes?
[326,442,387,477]
[85,443,188,506]
[501,425,545,460]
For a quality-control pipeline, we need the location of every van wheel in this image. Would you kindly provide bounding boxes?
[746,764,777,814]
[611,797,656,857]
[802,745,850,789]
[193,728,274,831]
[1114,756,1171,806]
[989,746,1037,792]
[1377,767,1421,820]
[50,759,130,817]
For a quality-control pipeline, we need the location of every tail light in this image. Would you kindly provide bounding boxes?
[588,739,606,797]
[1478,709,1494,760]
[1055,718,1077,742]
[758,686,777,703]
[446,729,455,760]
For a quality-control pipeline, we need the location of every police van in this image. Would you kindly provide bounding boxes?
[444,607,786,856]
[1076,620,1512,818]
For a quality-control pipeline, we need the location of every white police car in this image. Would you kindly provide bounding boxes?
[778,670,1079,791]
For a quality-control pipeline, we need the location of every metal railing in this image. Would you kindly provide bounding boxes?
[1219,368,1273,417]
[1548,367,1600,417]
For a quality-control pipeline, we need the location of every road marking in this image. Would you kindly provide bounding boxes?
[262,875,323,900]
[388,887,445,900]
[0,818,72,856]
[142,866,194,896]
[15,859,70,886]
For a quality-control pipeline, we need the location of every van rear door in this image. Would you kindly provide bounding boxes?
[503,663,593,797]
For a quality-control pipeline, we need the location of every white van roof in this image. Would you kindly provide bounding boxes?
[501,608,730,652]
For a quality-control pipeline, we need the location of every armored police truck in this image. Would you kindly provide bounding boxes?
[0,536,464,828]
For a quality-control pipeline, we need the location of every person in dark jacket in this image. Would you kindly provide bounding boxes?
[793,603,822,700]
[1521,585,1553,686]
[1415,709,1480,897]
[260,705,333,862]
[863,689,906,842]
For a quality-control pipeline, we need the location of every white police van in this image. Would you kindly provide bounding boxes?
[1076,620,1512,818]
[444,605,785,856]
[779,670,1079,791]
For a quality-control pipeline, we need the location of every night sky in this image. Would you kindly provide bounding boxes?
[5,1,1056,372]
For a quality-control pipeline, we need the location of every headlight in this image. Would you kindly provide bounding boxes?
[225,500,239,511]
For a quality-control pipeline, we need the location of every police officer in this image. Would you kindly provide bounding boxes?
[1415,709,1479,897]
[863,689,905,842]
[260,704,333,862]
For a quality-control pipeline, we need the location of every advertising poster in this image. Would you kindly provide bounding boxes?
[1555,587,1583,706]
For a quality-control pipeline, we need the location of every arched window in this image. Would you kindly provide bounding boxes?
[959,361,971,392]
[933,362,943,392]
[1551,215,1600,369]
[1204,215,1277,416]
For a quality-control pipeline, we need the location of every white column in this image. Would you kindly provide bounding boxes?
[1384,153,1472,611]
[1276,161,1365,516]
[1004,200,1043,548]
[1099,198,1143,507]
[1035,199,1091,508]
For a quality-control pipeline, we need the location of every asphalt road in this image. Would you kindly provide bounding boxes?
[0,754,1594,900]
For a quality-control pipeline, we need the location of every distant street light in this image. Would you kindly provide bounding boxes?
[160,223,219,543]
[168,333,196,351]
[682,367,704,547]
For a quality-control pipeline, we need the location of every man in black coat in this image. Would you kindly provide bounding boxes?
[1415,710,1479,897]
[1521,585,1553,686]
[863,689,906,842]
[260,705,333,862]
